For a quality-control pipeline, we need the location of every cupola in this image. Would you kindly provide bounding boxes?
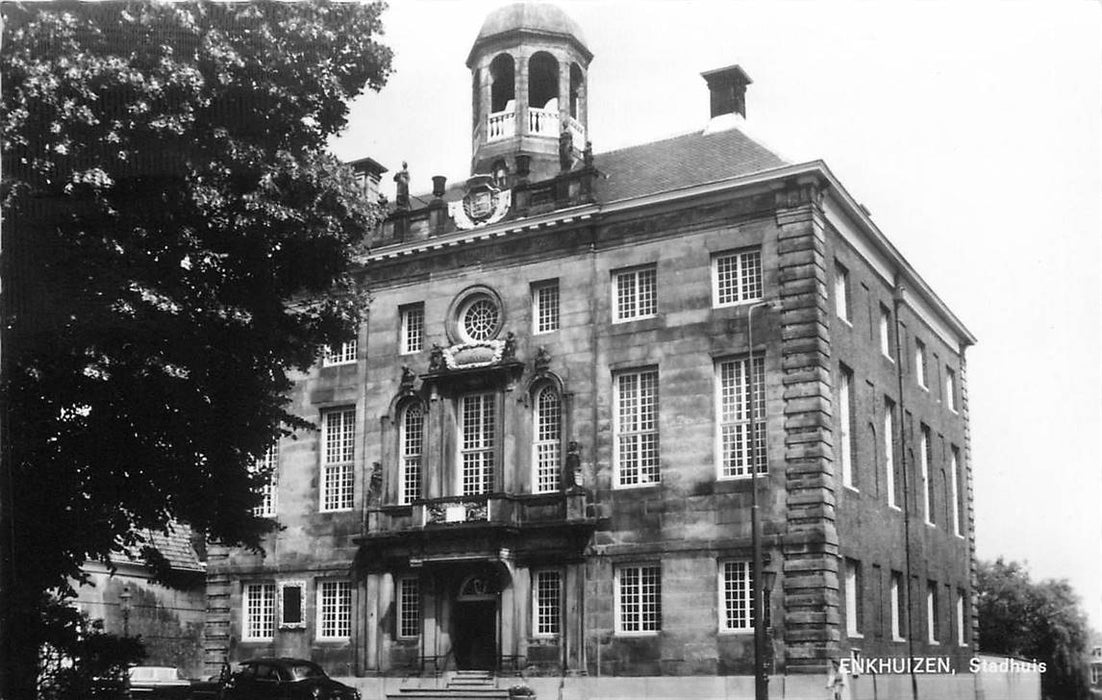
[467,3,593,183]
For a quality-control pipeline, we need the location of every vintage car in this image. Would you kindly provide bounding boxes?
[221,658,360,700]
[126,666,192,699]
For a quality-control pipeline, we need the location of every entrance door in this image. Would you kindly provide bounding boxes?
[453,600,497,670]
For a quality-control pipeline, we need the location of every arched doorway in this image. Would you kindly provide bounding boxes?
[453,574,498,670]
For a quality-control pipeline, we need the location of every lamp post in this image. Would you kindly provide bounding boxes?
[747,300,776,700]
[119,583,132,638]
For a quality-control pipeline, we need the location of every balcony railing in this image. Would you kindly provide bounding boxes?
[566,115,586,146]
[527,107,559,137]
[365,492,589,535]
[487,110,515,142]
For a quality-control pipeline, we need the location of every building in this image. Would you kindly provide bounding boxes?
[74,524,207,678]
[203,3,978,697]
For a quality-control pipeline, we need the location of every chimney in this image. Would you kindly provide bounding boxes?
[432,175,447,199]
[701,64,752,119]
[348,156,388,203]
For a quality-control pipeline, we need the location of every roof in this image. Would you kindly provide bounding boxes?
[593,126,787,203]
[475,2,587,48]
[394,124,787,213]
[122,522,205,573]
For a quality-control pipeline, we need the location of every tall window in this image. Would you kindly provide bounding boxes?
[398,578,420,639]
[915,339,929,388]
[400,304,425,354]
[717,357,766,478]
[317,580,351,640]
[533,570,562,636]
[616,564,661,634]
[323,340,357,366]
[400,404,423,505]
[837,364,855,489]
[890,571,905,641]
[885,398,898,508]
[834,261,851,322]
[956,590,967,647]
[719,560,755,631]
[845,558,863,637]
[243,582,275,641]
[321,408,355,512]
[712,249,763,307]
[613,265,657,322]
[926,581,939,644]
[950,446,963,536]
[533,280,560,334]
[278,581,304,629]
[614,369,659,486]
[879,305,893,359]
[253,443,279,518]
[921,425,934,525]
[533,386,562,493]
[945,367,958,412]
[461,394,496,495]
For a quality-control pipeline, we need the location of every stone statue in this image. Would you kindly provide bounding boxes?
[583,140,594,168]
[558,129,573,172]
[394,161,410,209]
[428,343,444,372]
[503,331,517,360]
[534,346,551,371]
[400,365,415,389]
[565,441,582,491]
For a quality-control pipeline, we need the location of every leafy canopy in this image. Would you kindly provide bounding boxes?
[976,558,1092,700]
[1,0,392,595]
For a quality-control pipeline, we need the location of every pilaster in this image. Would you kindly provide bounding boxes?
[775,176,841,673]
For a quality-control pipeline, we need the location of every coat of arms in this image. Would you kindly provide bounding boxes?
[449,174,510,229]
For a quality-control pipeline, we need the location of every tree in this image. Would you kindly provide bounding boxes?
[0,2,392,696]
[976,558,1092,700]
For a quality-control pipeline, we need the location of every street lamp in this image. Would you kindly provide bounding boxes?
[747,300,777,700]
[119,583,132,637]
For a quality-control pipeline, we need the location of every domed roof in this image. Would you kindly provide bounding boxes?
[473,3,589,54]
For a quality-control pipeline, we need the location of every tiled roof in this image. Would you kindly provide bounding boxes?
[593,126,787,203]
[120,522,204,572]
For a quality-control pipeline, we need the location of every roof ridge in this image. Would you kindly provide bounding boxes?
[595,128,704,157]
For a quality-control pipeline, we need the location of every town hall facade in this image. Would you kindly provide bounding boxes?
[204,4,978,698]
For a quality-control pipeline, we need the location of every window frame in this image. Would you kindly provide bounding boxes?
[320,407,356,513]
[613,368,660,488]
[845,558,863,638]
[890,571,905,642]
[614,563,661,636]
[459,393,496,496]
[612,265,657,323]
[716,356,767,480]
[400,304,425,355]
[885,398,899,509]
[945,367,958,412]
[950,446,964,537]
[399,402,424,506]
[322,340,358,367]
[397,577,420,639]
[316,579,352,641]
[532,279,560,335]
[879,304,894,360]
[532,385,562,494]
[243,582,276,642]
[711,248,764,308]
[718,559,754,633]
[834,260,851,323]
[837,364,856,490]
[915,338,929,389]
[532,569,563,637]
[920,424,934,526]
[252,442,279,518]
[926,581,939,645]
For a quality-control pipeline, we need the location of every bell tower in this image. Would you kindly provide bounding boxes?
[467,3,592,184]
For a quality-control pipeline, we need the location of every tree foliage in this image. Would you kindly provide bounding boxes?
[0,0,392,692]
[976,558,1092,700]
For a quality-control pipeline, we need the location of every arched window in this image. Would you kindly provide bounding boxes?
[533,385,562,493]
[569,63,585,119]
[528,52,559,109]
[399,403,424,505]
[490,54,515,113]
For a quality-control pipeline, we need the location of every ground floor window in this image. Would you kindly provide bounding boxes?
[317,579,351,640]
[243,582,275,641]
[533,570,562,636]
[398,577,420,638]
[615,564,661,634]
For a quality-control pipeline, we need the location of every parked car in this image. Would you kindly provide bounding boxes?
[222,658,360,700]
[126,666,192,700]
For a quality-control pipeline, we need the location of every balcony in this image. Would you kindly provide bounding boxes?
[358,492,597,566]
[566,115,586,146]
[527,107,559,137]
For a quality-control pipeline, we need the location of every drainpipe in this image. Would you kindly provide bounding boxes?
[892,280,919,700]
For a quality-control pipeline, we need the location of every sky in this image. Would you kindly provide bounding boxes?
[330,0,1102,629]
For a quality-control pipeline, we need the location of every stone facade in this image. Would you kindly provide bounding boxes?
[203,2,977,691]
